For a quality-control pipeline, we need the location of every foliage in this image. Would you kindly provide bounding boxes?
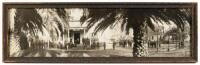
[14,8,44,35]
[13,8,70,50]
[81,8,191,57]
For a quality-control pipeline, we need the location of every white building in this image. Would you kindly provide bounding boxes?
[67,20,87,45]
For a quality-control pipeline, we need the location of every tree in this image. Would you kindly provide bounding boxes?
[81,8,191,57]
[14,8,44,50]
[162,28,188,48]
[38,8,69,48]
[13,8,69,50]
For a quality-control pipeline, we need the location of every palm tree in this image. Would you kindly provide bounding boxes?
[81,8,191,57]
[162,27,188,48]
[13,8,69,50]
[55,8,70,47]
[38,8,69,48]
[14,8,44,50]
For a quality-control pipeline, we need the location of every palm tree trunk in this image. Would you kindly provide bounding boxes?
[19,32,29,50]
[132,26,146,57]
[62,27,65,48]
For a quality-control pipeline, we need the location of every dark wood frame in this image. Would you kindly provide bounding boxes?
[3,2,198,63]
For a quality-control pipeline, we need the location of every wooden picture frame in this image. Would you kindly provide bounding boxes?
[3,2,197,63]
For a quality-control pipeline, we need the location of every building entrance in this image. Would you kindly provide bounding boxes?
[74,32,80,44]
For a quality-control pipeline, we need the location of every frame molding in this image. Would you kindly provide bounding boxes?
[3,2,198,63]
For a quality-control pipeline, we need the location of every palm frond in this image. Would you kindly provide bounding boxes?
[81,8,191,36]
[14,8,44,35]
[81,8,118,34]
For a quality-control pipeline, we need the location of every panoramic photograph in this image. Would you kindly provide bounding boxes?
[8,8,191,57]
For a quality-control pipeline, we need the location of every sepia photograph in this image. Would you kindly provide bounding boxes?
[3,3,197,63]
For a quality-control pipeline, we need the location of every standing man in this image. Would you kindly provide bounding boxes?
[103,42,106,50]
[113,42,116,50]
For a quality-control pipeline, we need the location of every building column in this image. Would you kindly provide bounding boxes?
[67,29,70,43]
[89,33,92,46]
[89,38,92,46]
[80,31,83,45]
[72,32,74,44]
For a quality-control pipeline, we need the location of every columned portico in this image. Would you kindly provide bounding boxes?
[68,21,86,45]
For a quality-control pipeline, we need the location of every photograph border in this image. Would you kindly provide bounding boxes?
[2,2,198,63]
